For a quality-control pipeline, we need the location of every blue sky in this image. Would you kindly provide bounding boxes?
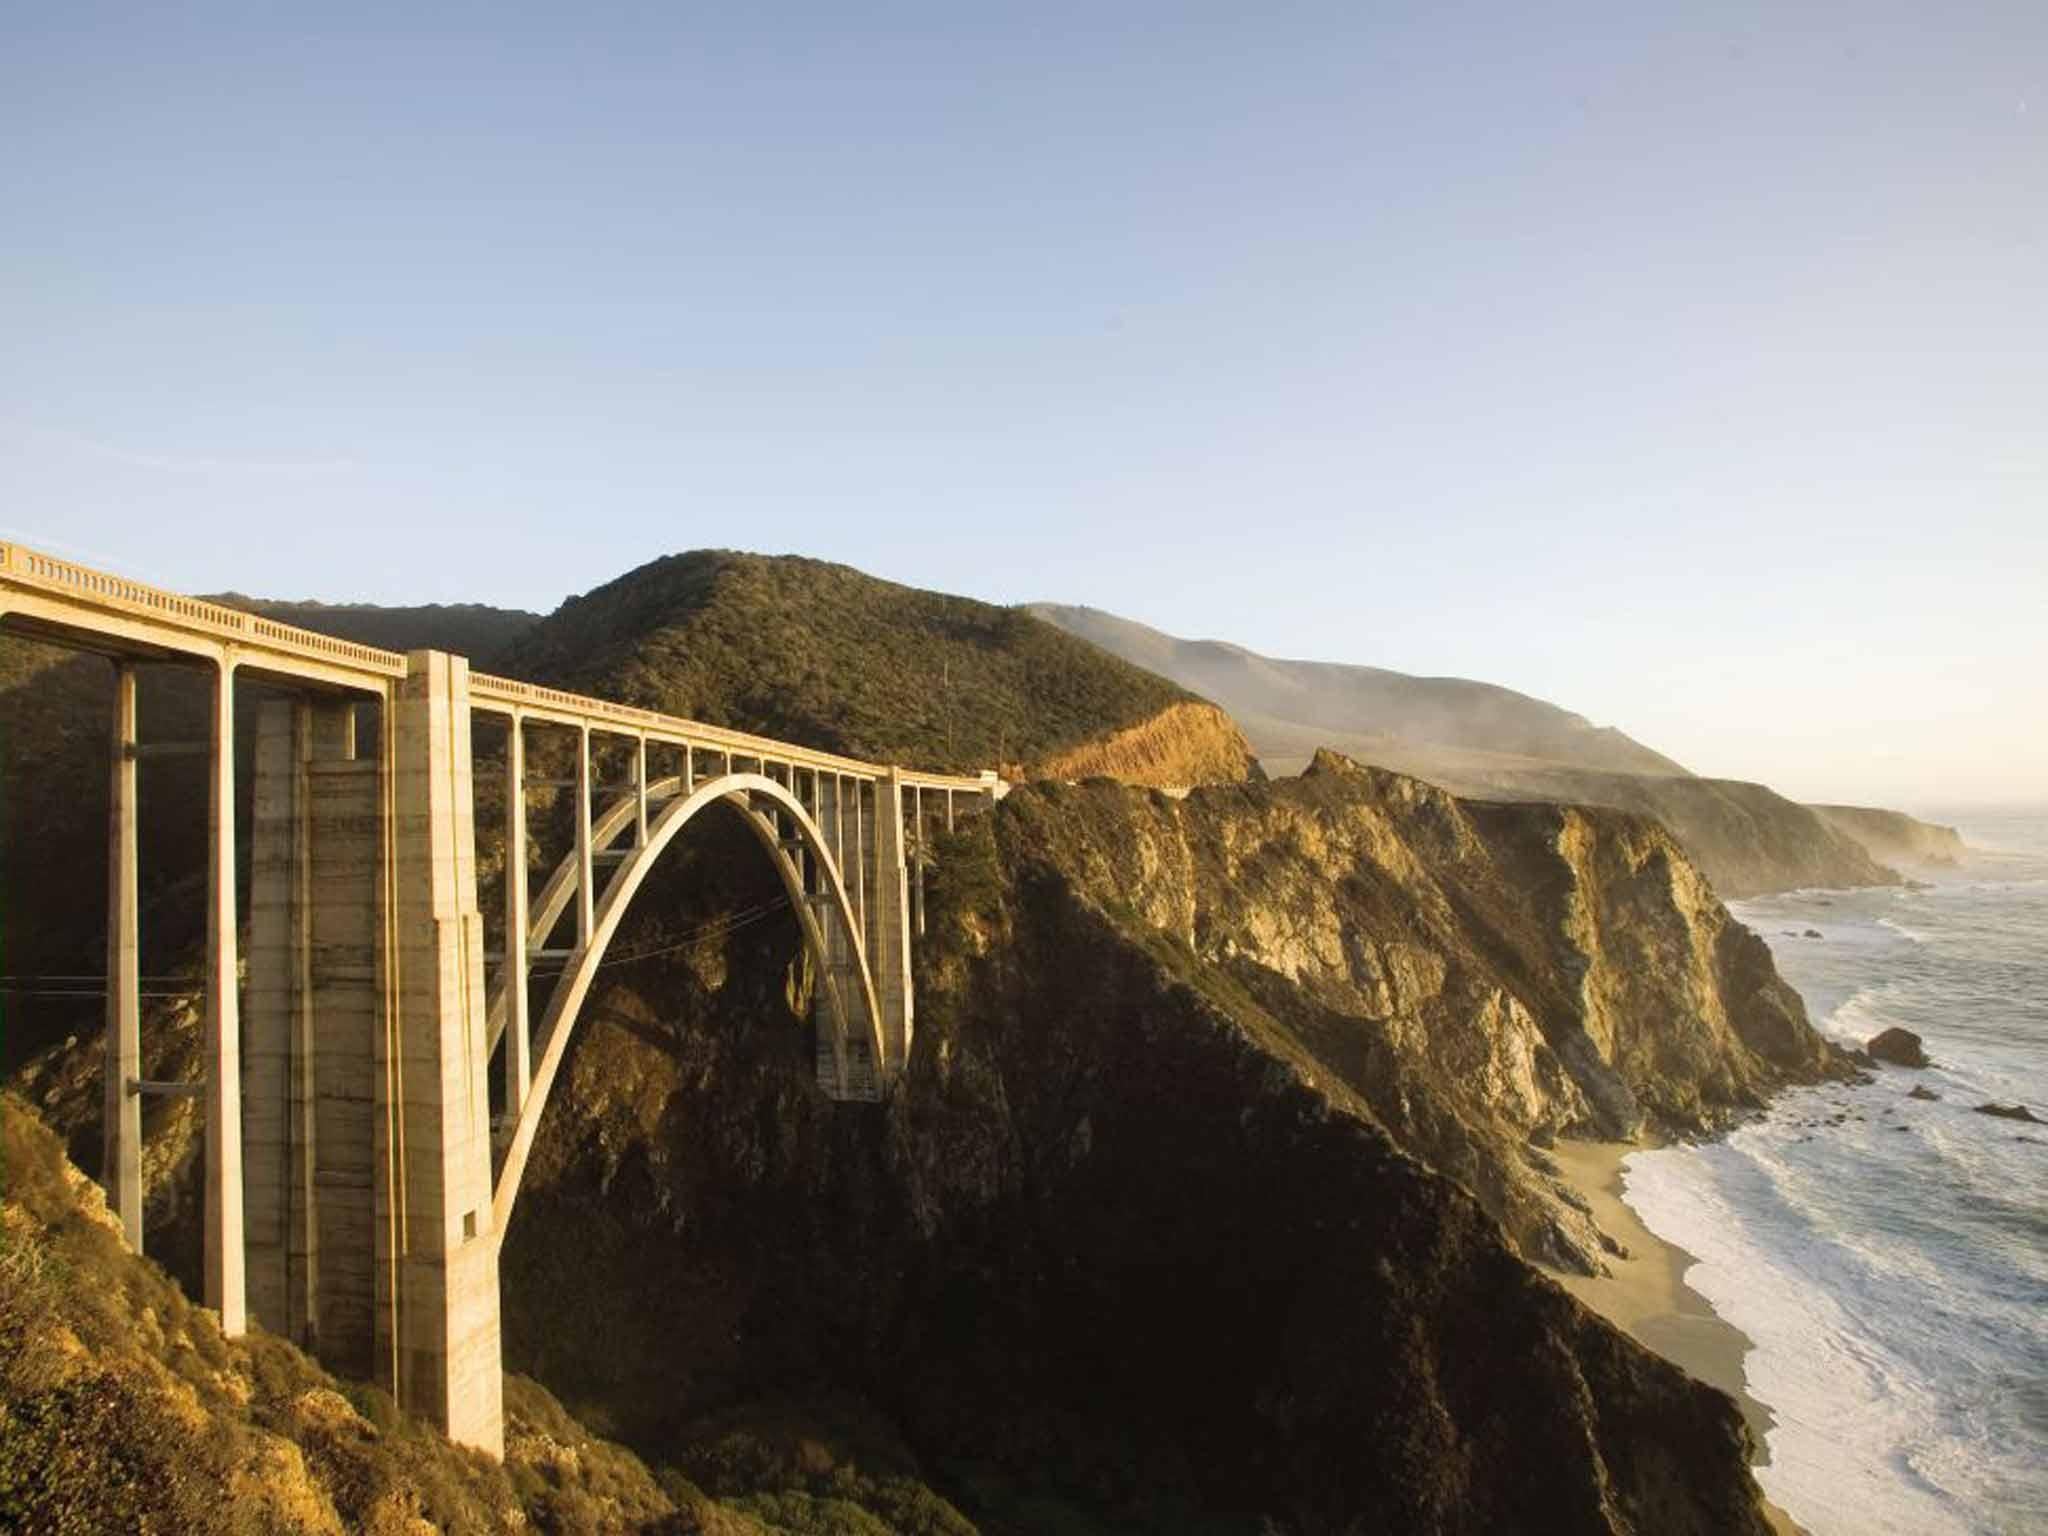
[4,3,2043,804]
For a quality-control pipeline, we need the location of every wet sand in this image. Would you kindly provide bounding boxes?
[1546,1138,1806,1536]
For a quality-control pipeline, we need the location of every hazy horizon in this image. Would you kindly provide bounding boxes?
[6,5,2043,806]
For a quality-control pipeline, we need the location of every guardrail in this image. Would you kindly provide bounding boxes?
[0,541,408,677]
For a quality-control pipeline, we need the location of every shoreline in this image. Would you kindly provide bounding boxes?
[1545,1137,1807,1536]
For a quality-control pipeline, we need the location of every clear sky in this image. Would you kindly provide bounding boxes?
[5,3,2043,806]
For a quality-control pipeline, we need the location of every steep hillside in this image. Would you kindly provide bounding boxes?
[0,1088,1003,1534]
[1030,603,1689,777]
[506,553,1256,784]
[0,1090,674,1535]
[1808,804,1967,868]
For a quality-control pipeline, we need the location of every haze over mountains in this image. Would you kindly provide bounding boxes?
[1029,603,1946,899]
[1029,604,1691,782]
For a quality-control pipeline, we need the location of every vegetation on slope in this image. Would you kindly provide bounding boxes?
[503,552,1246,777]
[0,1090,683,1535]
[0,1086,1002,1535]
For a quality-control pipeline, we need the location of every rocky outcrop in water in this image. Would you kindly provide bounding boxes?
[1868,1027,1930,1068]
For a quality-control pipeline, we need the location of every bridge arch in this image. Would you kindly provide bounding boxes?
[489,770,883,1232]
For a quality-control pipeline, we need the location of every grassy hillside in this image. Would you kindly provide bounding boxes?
[0,1088,998,1535]
[505,553,1245,777]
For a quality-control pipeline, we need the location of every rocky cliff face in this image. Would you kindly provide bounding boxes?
[1808,804,1966,868]
[965,755,1847,1266]
[1387,756,1902,899]
[1022,698,1257,787]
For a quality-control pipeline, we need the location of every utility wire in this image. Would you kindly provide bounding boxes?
[524,895,796,978]
[6,896,803,995]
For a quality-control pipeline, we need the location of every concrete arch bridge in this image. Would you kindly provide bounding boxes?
[0,543,999,1454]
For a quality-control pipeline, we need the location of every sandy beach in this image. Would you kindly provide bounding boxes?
[1547,1138,1805,1536]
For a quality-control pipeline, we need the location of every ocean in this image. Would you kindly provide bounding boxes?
[1620,809,2048,1536]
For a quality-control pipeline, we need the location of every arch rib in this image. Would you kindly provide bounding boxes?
[489,773,883,1232]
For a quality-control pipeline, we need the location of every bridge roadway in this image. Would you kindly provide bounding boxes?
[0,541,999,1455]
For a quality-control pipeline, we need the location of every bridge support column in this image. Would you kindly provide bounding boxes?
[246,700,312,1341]
[378,650,503,1457]
[502,716,531,1135]
[103,663,142,1248]
[205,657,247,1336]
[870,770,914,1076]
[246,699,377,1364]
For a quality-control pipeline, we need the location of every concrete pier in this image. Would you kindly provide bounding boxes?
[103,664,142,1248]
[380,651,503,1457]
[245,700,380,1365]
[204,658,247,1337]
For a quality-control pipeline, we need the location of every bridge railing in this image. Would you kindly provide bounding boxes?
[0,540,1002,795]
[469,670,997,793]
[0,541,410,678]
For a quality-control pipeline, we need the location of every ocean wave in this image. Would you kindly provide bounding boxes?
[1824,985,1905,1047]
[1623,1137,1978,1535]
